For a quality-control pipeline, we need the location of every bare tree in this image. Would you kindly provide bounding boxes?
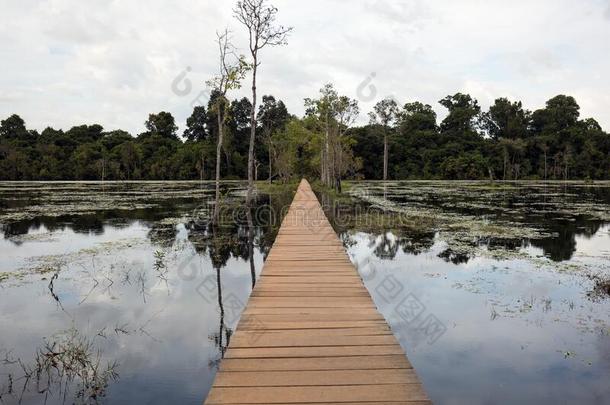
[234,0,292,200]
[207,29,249,223]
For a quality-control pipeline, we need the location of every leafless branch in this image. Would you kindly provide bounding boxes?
[234,0,293,56]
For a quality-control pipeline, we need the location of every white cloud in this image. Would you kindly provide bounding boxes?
[1,0,609,134]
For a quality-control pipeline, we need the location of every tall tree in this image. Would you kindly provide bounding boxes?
[305,84,337,187]
[227,97,253,177]
[0,114,33,144]
[369,98,399,181]
[439,93,481,134]
[532,95,580,134]
[271,118,309,183]
[398,102,437,133]
[234,0,292,200]
[332,95,359,191]
[483,98,530,140]
[258,95,289,182]
[305,83,339,187]
[144,112,178,140]
[305,84,359,189]
[392,102,437,179]
[184,106,212,180]
[206,29,249,223]
[184,106,209,142]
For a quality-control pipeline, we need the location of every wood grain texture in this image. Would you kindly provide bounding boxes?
[204,179,430,404]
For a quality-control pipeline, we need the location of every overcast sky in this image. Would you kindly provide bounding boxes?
[2,0,610,135]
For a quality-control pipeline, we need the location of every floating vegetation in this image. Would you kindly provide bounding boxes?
[8,232,59,244]
[153,250,169,289]
[588,277,610,301]
[0,271,25,285]
[0,237,147,285]
[346,181,610,264]
[148,222,179,247]
[0,181,246,226]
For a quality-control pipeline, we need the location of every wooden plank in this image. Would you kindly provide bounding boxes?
[213,369,421,386]
[252,286,367,290]
[239,313,387,322]
[229,334,397,348]
[241,308,383,315]
[205,384,429,404]
[253,291,367,295]
[208,403,430,405]
[238,320,389,330]
[203,179,429,404]
[233,327,391,336]
[220,355,412,371]
[225,345,407,359]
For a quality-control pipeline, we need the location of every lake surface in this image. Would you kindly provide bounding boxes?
[0,181,609,404]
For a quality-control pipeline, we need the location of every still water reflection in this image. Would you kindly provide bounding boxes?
[0,182,292,404]
[0,181,609,405]
[327,181,610,405]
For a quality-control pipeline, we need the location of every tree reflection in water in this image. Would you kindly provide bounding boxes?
[186,192,293,367]
[208,262,232,369]
[318,191,437,262]
[317,184,610,265]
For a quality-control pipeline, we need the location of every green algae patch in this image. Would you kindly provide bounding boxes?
[255,181,299,195]
[0,181,246,225]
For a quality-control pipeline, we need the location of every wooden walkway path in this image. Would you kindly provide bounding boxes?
[205,179,430,404]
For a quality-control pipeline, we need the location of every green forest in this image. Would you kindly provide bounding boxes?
[1,89,608,182]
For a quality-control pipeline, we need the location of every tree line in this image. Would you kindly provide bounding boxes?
[355,93,610,181]
[1,90,608,183]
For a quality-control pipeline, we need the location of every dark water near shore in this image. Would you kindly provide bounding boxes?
[0,181,609,404]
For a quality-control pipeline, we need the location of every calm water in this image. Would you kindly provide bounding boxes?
[0,182,291,405]
[0,181,609,404]
[334,182,610,405]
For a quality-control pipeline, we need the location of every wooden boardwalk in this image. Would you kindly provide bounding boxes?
[205,179,430,404]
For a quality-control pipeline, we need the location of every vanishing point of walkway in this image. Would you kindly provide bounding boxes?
[205,179,430,404]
